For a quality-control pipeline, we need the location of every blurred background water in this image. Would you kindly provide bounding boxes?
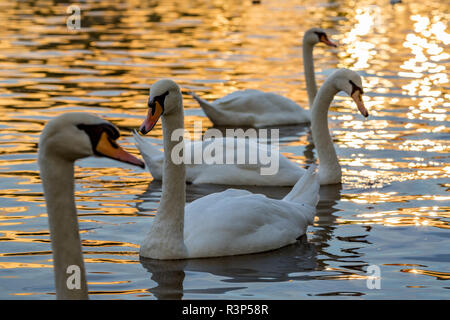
[0,0,448,299]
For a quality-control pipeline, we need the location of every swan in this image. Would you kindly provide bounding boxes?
[38,112,145,299]
[137,79,320,259]
[189,27,337,127]
[136,69,368,186]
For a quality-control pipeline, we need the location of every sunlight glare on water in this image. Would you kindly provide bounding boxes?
[0,0,448,299]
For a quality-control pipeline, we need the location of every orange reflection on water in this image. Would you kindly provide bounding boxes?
[81,239,138,249]
[400,268,450,280]
[88,288,150,296]
[84,257,138,265]
[338,206,449,229]
[0,261,51,269]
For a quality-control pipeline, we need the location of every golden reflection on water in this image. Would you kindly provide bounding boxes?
[401,269,450,280]
[0,0,449,298]
[400,13,449,123]
[339,6,379,70]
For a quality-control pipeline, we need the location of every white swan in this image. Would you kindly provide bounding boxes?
[138,79,320,260]
[38,112,145,299]
[137,69,368,186]
[189,28,337,127]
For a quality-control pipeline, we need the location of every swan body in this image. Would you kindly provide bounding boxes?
[138,79,320,260]
[190,28,337,127]
[38,112,144,299]
[191,89,311,127]
[133,131,305,186]
[183,168,317,258]
[137,70,368,186]
[142,166,319,259]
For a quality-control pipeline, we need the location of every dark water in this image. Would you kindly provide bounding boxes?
[0,0,448,299]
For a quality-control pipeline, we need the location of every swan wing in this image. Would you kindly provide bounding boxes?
[216,91,310,125]
[215,90,301,113]
[132,136,304,186]
[188,138,304,186]
[184,189,316,258]
[192,89,309,126]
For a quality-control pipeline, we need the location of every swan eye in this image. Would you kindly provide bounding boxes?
[349,80,364,95]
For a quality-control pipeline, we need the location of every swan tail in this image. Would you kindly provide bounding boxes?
[132,130,163,161]
[283,165,319,207]
[190,91,212,109]
[189,91,224,124]
[189,90,206,103]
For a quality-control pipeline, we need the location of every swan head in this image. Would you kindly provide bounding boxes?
[331,69,368,118]
[303,28,337,47]
[39,112,145,168]
[140,79,182,134]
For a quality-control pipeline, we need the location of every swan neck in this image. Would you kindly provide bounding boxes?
[311,81,341,183]
[39,155,88,299]
[302,41,317,108]
[140,95,188,260]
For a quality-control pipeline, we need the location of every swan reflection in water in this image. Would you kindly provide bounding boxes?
[140,236,316,300]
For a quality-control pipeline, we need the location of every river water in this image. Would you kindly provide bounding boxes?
[0,0,448,299]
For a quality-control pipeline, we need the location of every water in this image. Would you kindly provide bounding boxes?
[0,0,448,299]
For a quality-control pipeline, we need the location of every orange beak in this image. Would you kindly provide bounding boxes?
[139,100,163,135]
[320,34,337,47]
[351,90,369,118]
[95,132,145,168]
